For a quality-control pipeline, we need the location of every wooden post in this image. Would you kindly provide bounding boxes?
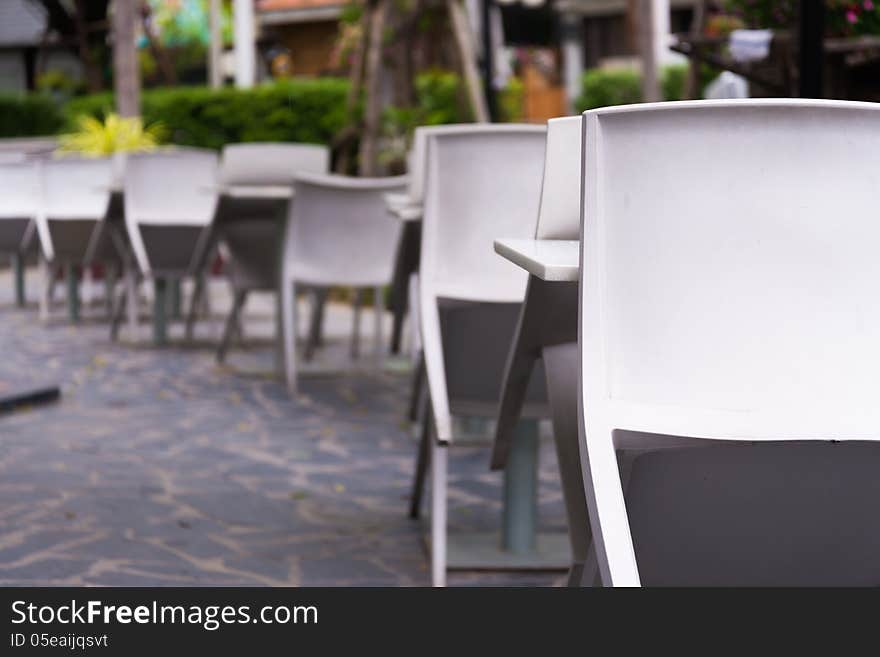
[638,0,660,102]
[684,0,706,99]
[113,0,140,117]
[447,0,489,123]
[360,0,389,176]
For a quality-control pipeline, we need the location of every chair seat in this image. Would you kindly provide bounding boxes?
[626,440,880,586]
[439,299,547,412]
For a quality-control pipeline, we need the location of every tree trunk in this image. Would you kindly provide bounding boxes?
[446,0,489,122]
[140,1,178,86]
[684,0,705,99]
[113,0,140,117]
[73,0,103,92]
[359,0,389,176]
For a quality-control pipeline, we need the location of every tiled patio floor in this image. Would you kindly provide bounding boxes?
[0,270,567,586]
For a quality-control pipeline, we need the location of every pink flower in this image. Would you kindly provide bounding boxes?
[847,9,859,23]
[865,0,874,10]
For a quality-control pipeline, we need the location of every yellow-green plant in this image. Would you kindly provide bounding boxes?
[58,113,165,156]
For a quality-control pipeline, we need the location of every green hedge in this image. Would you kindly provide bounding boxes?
[63,78,350,148]
[576,65,710,112]
[0,94,64,138]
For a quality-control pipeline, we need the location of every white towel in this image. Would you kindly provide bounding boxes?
[729,29,773,63]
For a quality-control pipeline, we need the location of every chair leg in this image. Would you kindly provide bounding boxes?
[110,281,127,342]
[38,254,51,322]
[200,271,212,317]
[12,252,25,308]
[373,285,383,367]
[303,287,324,362]
[350,289,363,360]
[216,289,247,364]
[431,440,448,587]
[104,264,117,318]
[125,265,139,341]
[409,404,432,519]
[184,271,205,341]
[282,278,299,394]
[407,352,425,423]
[390,305,405,355]
[304,287,327,361]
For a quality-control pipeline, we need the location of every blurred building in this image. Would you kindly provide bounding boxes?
[257,0,345,77]
[0,0,82,92]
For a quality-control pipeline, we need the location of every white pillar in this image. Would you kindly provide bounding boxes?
[233,0,256,88]
[208,0,223,88]
[652,0,673,66]
[560,13,584,112]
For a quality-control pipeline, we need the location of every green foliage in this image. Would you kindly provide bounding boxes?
[0,93,64,138]
[498,76,525,122]
[576,65,718,111]
[63,79,350,149]
[380,69,468,169]
[724,0,880,36]
[576,68,642,112]
[58,114,165,156]
[414,69,468,125]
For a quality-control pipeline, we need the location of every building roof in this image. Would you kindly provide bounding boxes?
[0,0,46,48]
[258,0,345,25]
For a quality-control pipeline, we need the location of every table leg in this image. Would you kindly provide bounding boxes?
[168,279,182,320]
[437,416,570,572]
[12,253,25,308]
[502,418,539,554]
[153,278,168,346]
[65,263,79,323]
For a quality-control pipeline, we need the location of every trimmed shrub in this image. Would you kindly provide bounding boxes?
[0,93,64,138]
[63,78,350,148]
[575,65,705,112]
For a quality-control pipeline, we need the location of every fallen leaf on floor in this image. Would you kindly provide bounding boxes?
[334,484,346,493]
[289,491,308,500]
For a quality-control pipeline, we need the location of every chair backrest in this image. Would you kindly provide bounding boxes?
[535,115,582,240]
[124,149,219,226]
[42,157,113,221]
[221,143,329,186]
[284,172,409,287]
[0,161,39,219]
[123,149,218,276]
[409,124,531,203]
[421,124,546,303]
[581,99,880,441]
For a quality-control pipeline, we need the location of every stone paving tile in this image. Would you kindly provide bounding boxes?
[0,274,567,587]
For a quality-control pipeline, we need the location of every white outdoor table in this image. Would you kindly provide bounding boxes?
[488,237,584,581]
[493,238,579,282]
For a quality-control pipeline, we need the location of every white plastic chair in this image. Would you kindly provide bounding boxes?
[417,125,547,586]
[114,149,218,340]
[209,142,330,360]
[0,161,39,305]
[37,157,116,321]
[281,172,409,392]
[580,99,880,586]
